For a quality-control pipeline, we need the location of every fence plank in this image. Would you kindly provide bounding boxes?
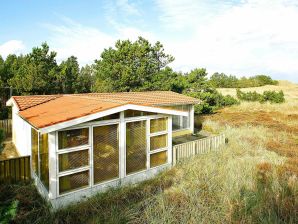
[0,156,31,184]
[173,134,226,163]
[0,119,12,138]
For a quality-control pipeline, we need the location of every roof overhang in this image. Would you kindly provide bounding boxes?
[38,103,188,134]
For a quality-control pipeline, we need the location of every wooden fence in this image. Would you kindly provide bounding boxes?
[0,119,12,138]
[173,134,226,164]
[0,156,31,184]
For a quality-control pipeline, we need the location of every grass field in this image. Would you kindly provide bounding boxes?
[1,81,297,223]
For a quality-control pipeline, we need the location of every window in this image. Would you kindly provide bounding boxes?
[124,110,157,118]
[126,120,147,175]
[59,170,89,194]
[57,127,90,195]
[39,134,49,190]
[59,150,89,172]
[150,134,167,151]
[149,118,168,168]
[171,105,191,131]
[58,128,89,149]
[31,129,49,190]
[93,124,119,184]
[92,113,120,121]
[31,128,38,174]
[150,151,167,168]
[150,118,167,133]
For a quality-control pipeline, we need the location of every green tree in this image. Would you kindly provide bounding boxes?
[76,64,94,93]
[58,56,80,93]
[94,37,174,92]
[9,43,58,94]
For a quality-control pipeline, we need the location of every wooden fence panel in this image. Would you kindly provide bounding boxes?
[0,156,31,184]
[0,119,12,138]
[173,134,226,164]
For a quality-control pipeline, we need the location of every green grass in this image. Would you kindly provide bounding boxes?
[1,121,297,223]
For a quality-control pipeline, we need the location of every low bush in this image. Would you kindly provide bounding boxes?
[187,89,239,114]
[236,89,285,103]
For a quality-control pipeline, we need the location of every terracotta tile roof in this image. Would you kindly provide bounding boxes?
[13,95,61,111]
[12,91,200,129]
[74,91,200,106]
[19,96,124,129]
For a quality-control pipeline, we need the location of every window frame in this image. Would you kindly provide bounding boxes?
[92,122,121,187]
[56,125,92,196]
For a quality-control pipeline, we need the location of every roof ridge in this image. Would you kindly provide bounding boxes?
[66,94,129,104]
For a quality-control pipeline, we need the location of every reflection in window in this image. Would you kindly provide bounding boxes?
[150,151,167,168]
[150,118,167,133]
[124,110,157,118]
[59,150,89,172]
[31,128,38,175]
[39,134,49,190]
[126,121,147,175]
[93,124,119,184]
[58,128,89,149]
[150,134,167,151]
[59,171,89,194]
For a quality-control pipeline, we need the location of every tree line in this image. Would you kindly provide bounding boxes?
[0,37,279,118]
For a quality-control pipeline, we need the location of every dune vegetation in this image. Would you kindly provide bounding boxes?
[1,81,297,223]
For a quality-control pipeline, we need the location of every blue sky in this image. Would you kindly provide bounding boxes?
[1,0,298,82]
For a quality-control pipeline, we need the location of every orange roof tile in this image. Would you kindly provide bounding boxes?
[19,96,124,128]
[13,95,62,111]
[12,91,200,129]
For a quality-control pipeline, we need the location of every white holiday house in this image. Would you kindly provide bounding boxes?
[6,91,199,208]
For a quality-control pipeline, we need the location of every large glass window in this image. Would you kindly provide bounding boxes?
[39,134,49,190]
[93,124,119,184]
[31,129,49,190]
[58,128,89,149]
[59,170,89,194]
[149,118,169,168]
[171,105,191,131]
[126,120,147,175]
[31,128,38,175]
[57,127,90,195]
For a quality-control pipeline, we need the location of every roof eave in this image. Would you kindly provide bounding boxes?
[38,104,188,134]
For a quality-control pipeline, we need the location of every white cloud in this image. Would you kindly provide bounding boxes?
[43,17,156,65]
[0,40,25,58]
[156,0,298,81]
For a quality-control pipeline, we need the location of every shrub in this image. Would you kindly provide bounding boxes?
[187,89,239,114]
[263,90,285,103]
[0,128,5,151]
[236,89,285,104]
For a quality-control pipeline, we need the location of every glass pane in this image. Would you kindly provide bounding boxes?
[59,150,89,172]
[124,110,157,118]
[126,121,147,174]
[150,134,167,151]
[59,171,89,194]
[58,128,89,149]
[92,113,120,121]
[31,128,39,175]
[93,124,119,184]
[172,115,181,131]
[39,133,49,190]
[150,118,167,133]
[150,151,168,168]
[182,116,190,129]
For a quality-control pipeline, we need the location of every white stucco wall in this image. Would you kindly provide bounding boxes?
[12,105,32,156]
